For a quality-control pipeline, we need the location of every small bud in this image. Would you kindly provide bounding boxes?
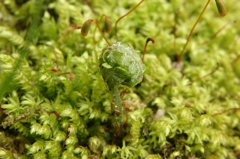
[104,16,112,33]
[69,72,74,80]
[81,19,95,36]
[142,37,155,62]
[50,68,59,72]
[80,18,111,45]
[146,38,155,44]
[215,0,227,17]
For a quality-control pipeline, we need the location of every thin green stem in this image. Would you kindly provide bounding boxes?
[112,87,123,137]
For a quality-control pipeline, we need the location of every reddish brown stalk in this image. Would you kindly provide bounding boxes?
[82,19,111,45]
[212,108,240,116]
[188,62,220,85]
[68,25,82,38]
[202,20,237,45]
[58,24,82,42]
[62,125,71,152]
[93,14,111,44]
[177,0,211,63]
[114,0,145,41]
[58,72,74,80]
[48,111,61,119]
[174,6,182,57]
[232,55,240,64]
[91,20,111,45]
[120,88,129,98]
[229,35,240,54]
[142,38,155,62]
[50,50,59,72]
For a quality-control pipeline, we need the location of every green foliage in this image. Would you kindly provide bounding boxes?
[1,0,240,158]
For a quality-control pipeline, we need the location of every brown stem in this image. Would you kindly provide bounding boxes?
[188,62,220,85]
[50,48,60,72]
[229,35,240,54]
[120,88,129,98]
[142,38,155,62]
[174,6,182,57]
[90,20,111,45]
[58,72,74,80]
[212,108,240,116]
[232,55,240,64]
[177,0,211,63]
[58,24,82,42]
[48,111,61,119]
[202,20,237,45]
[54,49,59,68]
[114,0,145,41]
[93,14,111,44]
[92,20,111,45]
[62,125,71,152]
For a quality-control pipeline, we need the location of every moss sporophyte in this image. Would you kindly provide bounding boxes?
[78,0,155,137]
[1,0,240,158]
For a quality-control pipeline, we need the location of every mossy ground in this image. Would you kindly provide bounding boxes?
[1,0,240,158]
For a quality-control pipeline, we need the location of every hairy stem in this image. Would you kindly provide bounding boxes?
[112,87,123,137]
